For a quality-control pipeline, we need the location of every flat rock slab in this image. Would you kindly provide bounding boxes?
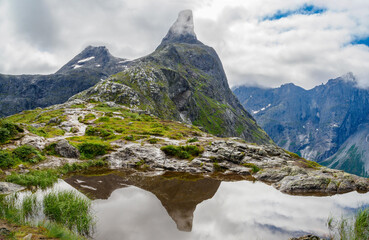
[0,182,25,195]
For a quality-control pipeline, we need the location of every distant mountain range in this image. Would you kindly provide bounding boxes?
[233,73,369,177]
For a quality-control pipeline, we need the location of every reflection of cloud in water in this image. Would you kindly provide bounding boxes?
[93,186,192,240]
[192,181,369,240]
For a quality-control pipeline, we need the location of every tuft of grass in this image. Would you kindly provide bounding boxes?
[22,194,39,219]
[242,163,261,173]
[0,150,16,169]
[43,191,94,236]
[43,143,59,156]
[12,145,45,164]
[284,150,302,159]
[27,125,65,138]
[6,170,59,189]
[0,120,23,143]
[41,221,85,240]
[78,142,110,159]
[327,207,369,240]
[85,126,114,139]
[161,145,204,160]
[0,194,24,225]
[59,159,107,174]
[187,137,199,143]
[213,162,225,172]
[147,138,159,144]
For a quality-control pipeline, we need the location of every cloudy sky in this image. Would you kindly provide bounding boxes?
[0,0,368,89]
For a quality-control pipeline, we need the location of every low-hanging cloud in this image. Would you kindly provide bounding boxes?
[0,0,368,89]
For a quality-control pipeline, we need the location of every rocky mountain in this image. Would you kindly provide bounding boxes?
[0,46,126,117]
[233,73,369,176]
[72,10,271,144]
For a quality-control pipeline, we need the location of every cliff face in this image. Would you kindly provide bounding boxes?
[0,46,126,117]
[73,10,271,144]
[233,73,369,176]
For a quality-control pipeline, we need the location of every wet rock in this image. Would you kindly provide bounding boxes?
[0,182,25,195]
[55,139,80,158]
[278,175,331,193]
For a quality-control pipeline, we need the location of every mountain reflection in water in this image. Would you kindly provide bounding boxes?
[65,171,221,232]
[64,171,369,240]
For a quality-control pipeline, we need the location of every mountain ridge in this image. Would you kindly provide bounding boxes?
[233,73,369,176]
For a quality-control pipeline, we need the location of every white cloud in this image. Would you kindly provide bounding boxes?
[0,0,368,89]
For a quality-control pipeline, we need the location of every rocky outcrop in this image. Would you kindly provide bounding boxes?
[106,137,369,195]
[55,139,80,159]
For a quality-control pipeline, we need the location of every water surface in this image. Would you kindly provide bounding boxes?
[62,171,369,240]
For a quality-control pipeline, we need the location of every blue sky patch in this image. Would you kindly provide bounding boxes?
[263,4,327,21]
[351,36,369,47]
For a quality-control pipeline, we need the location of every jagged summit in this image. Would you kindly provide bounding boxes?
[56,45,127,75]
[160,10,202,47]
[326,72,357,86]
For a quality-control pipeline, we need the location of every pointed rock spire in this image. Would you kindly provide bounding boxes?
[160,10,201,46]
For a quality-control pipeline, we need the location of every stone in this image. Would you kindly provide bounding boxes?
[47,117,62,125]
[55,139,80,158]
[0,227,11,237]
[0,182,25,195]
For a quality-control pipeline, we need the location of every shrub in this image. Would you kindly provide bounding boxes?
[12,145,44,163]
[43,191,94,236]
[0,150,16,169]
[0,120,23,143]
[78,142,110,159]
[0,127,10,143]
[6,169,59,189]
[161,145,203,159]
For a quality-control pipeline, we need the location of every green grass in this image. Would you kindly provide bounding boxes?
[147,138,159,144]
[161,145,204,160]
[0,150,16,169]
[22,195,39,219]
[0,120,23,143]
[41,221,85,240]
[43,191,93,236]
[78,142,110,159]
[187,137,199,143]
[242,163,261,173]
[85,126,114,139]
[27,125,65,138]
[59,160,107,174]
[6,170,59,189]
[328,207,369,240]
[12,145,45,164]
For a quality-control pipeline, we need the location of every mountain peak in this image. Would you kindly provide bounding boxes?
[160,10,201,46]
[56,45,127,75]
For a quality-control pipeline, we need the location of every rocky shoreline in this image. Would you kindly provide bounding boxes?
[1,100,368,196]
